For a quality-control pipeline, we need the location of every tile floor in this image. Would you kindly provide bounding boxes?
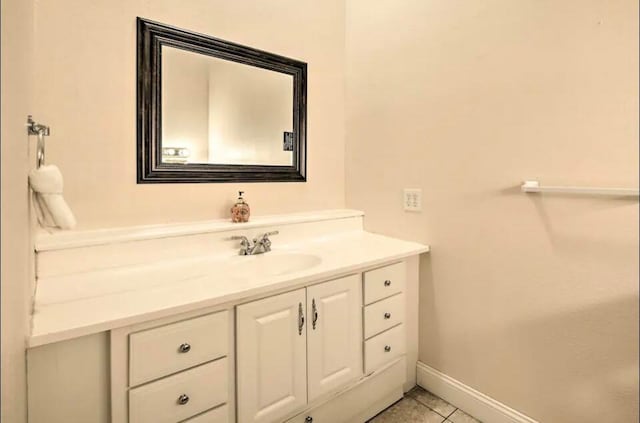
[368,387,482,423]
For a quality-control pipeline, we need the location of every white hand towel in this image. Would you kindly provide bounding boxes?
[31,190,55,227]
[29,165,77,230]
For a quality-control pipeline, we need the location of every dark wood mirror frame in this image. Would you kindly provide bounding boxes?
[137,18,307,183]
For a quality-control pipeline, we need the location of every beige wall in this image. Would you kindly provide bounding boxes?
[32,0,345,229]
[1,0,35,421]
[346,1,639,422]
[7,1,639,422]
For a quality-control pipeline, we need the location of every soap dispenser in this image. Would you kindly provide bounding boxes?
[231,191,250,223]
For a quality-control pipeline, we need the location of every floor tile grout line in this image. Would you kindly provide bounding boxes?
[398,395,458,423]
[414,400,449,418]
[407,388,481,423]
[372,391,482,423]
[406,396,455,422]
[446,408,458,418]
[407,389,458,420]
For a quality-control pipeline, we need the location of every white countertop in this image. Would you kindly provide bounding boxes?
[30,231,429,347]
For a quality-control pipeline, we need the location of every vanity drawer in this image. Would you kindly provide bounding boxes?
[364,293,405,339]
[363,262,405,305]
[364,324,405,374]
[129,358,228,423]
[129,311,228,386]
[182,404,229,423]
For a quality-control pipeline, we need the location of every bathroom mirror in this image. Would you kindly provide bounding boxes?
[137,18,307,183]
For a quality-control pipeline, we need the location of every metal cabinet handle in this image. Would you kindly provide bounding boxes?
[177,394,190,405]
[384,345,391,352]
[178,343,191,353]
[305,417,313,423]
[384,280,391,287]
[384,312,391,319]
[298,302,305,335]
[312,299,318,330]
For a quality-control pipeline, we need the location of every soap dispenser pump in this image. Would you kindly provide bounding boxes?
[231,191,251,223]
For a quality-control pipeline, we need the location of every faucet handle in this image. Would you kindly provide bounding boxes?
[251,231,278,253]
[230,235,252,255]
[254,230,278,243]
[230,235,250,245]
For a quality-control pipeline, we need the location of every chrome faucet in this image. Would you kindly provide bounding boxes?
[252,231,278,254]
[230,231,279,255]
[230,235,252,255]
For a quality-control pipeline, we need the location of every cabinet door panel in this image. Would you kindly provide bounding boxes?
[307,275,363,402]
[236,289,307,423]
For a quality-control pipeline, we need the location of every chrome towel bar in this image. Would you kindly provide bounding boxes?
[521,180,639,197]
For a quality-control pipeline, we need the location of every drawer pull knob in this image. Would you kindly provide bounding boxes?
[384,280,391,286]
[177,394,190,405]
[305,417,313,423]
[178,343,191,353]
[384,312,391,319]
[384,345,392,352]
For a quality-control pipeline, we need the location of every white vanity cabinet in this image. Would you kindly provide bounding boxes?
[28,211,428,423]
[305,276,363,401]
[28,261,415,423]
[236,274,362,423]
[362,262,407,374]
[236,289,308,423]
[110,309,235,423]
[282,262,410,423]
[128,312,229,386]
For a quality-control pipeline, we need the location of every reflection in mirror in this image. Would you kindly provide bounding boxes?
[161,46,294,166]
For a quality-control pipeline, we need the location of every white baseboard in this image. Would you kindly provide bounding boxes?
[416,361,538,423]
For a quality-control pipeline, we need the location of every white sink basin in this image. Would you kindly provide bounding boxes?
[227,252,322,279]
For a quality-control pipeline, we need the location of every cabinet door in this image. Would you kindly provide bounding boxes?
[306,275,363,402]
[236,289,307,423]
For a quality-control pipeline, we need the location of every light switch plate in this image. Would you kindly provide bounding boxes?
[403,189,422,212]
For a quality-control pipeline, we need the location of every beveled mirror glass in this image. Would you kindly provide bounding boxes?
[137,18,307,183]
